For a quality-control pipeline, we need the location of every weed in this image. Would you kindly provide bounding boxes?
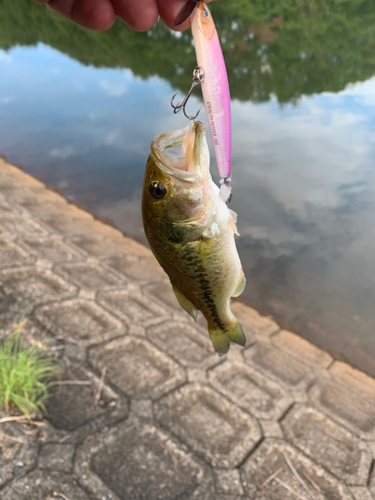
[0,320,60,417]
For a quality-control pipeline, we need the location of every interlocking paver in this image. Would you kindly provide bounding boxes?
[0,420,39,489]
[45,362,128,438]
[0,238,31,269]
[75,422,213,500]
[57,260,125,289]
[272,329,333,368]
[90,336,185,399]
[241,438,353,499]
[147,320,215,367]
[0,471,91,500]
[71,233,125,258]
[38,443,75,473]
[20,235,83,263]
[244,341,315,390]
[209,361,293,420]
[349,486,374,500]
[98,287,166,327]
[105,253,166,282]
[39,214,92,236]
[0,214,47,236]
[35,298,123,345]
[1,267,76,306]
[213,468,244,496]
[309,363,375,440]
[281,404,372,485]
[145,282,181,310]
[155,384,261,467]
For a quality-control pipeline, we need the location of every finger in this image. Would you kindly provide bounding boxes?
[47,0,115,31]
[157,0,212,31]
[111,0,159,32]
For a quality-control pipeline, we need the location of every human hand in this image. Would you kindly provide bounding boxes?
[34,0,211,32]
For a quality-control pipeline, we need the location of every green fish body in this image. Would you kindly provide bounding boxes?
[142,120,246,355]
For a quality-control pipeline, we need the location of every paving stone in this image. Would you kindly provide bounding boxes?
[38,443,75,473]
[349,487,374,500]
[0,197,13,212]
[209,361,293,420]
[244,342,315,390]
[213,469,244,496]
[147,321,216,367]
[57,261,125,290]
[90,336,185,399]
[281,404,372,485]
[0,420,39,489]
[231,301,279,339]
[39,214,92,236]
[105,253,166,282]
[71,233,126,258]
[273,329,333,368]
[0,214,47,236]
[45,362,128,438]
[9,195,63,217]
[98,288,166,327]
[0,238,31,269]
[259,420,284,438]
[145,282,181,310]
[21,236,83,263]
[75,422,213,500]
[241,438,353,500]
[35,298,123,345]
[309,366,375,440]
[155,384,261,468]
[0,470,91,500]
[1,267,76,307]
[370,469,375,499]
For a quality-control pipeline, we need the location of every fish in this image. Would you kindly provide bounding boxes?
[191,1,232,181]
[142,120,246,355]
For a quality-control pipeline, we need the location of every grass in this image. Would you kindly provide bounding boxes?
[0,320,60,417]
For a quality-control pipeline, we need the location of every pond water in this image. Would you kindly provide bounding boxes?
[0,0,375,374]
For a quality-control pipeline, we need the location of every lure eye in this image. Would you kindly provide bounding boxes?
[149,181,167,200]
[203,6,209,18]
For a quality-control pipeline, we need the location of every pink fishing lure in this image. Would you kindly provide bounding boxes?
[191,1,231,180]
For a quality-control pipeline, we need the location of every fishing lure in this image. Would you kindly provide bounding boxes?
[171,1,232,197]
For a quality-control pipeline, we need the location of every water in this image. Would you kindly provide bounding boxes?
[1,0,375,374]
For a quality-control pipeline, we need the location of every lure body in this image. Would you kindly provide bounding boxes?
[191,1,231,180]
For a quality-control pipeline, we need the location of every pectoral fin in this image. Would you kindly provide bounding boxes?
[172,285,198,322]
[232,272,246,297]
[228,208,239,236]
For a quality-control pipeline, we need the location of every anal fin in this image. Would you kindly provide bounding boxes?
[232,272,246,297]
[172,285,198,322]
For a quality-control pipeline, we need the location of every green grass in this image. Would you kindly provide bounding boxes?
[0,321,60,417]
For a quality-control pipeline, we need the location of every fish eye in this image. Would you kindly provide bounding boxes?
[149,181,167,200]
[203,6,209,18]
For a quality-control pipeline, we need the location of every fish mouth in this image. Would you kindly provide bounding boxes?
[151,120,208,182]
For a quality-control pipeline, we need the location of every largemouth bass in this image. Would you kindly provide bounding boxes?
[142,120,246,355]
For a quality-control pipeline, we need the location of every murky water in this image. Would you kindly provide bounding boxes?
[1,0,375,374]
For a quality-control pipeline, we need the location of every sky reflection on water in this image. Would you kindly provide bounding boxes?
[0,43,374,374]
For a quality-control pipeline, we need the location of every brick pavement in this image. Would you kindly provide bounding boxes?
[0,157,374,499]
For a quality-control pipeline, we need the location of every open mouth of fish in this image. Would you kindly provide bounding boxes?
[151,120,208,181]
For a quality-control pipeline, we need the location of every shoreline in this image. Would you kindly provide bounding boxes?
[0,155,373,378]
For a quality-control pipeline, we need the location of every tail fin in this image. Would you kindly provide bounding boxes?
[208,322,246,357]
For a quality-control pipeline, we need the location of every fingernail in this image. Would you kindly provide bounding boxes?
[174,1,197,28]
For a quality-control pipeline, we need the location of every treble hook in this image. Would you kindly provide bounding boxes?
[171,66,204,120]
